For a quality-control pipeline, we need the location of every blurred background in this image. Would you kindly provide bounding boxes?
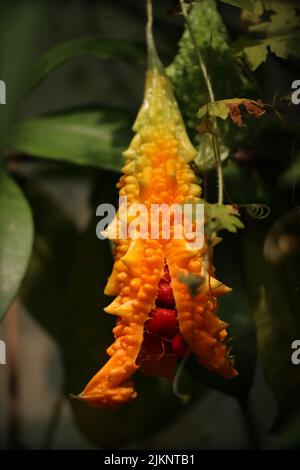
[0,0,300,450]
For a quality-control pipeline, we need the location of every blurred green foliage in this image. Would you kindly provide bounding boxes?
[0,170,33,319]
[6,107,132,172]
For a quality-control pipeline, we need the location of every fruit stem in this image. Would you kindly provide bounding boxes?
[178,0,224,205]
[146,0,163,72]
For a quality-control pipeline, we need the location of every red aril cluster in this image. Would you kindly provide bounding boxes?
[145,264,189,357]
[146,307,178,337]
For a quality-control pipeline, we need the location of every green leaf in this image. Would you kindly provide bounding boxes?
[187,199,244,237]
[0,169,33,320]
[6,107,132,172]
[249,1,300,35]
[198,101,229,120]
[234,1,300,70]
[267,32,300,61]
[205,202,244,236]
[219,0,255,12]
[235,33,300,70]
[28,37,145,91]
[234,37,269,70]
[195,134,229,171]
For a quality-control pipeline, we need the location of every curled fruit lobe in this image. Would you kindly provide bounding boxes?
[77,13,238,408]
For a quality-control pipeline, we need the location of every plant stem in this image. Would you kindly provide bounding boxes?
[179,0,224,205]
[146,0,154,57]
[212,131,224,205]
[146,0,161,70]
[179,0,215,103]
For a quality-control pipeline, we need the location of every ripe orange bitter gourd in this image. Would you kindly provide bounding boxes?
[77,22,238,407]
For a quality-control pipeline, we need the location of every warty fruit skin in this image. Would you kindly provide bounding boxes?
[78,64,237,408]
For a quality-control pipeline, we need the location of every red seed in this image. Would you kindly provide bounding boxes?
[172,333,189,356]
[156,283,175,308]
[146,307,178,337]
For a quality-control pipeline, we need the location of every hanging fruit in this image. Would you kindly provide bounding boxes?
[76,0,238,407]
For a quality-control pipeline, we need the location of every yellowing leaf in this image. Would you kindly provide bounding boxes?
[198,98,265,127]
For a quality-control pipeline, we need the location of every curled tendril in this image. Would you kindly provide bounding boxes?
[238,203,271,219]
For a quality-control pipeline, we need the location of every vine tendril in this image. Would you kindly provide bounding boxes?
[238,203,271,219]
